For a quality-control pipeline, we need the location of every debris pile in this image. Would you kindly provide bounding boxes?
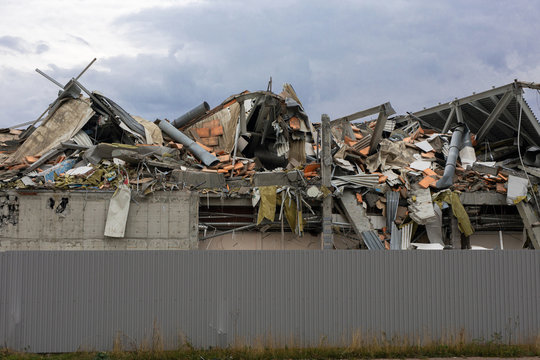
[1,60,540,250]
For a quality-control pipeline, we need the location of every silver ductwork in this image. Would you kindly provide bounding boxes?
[172,102,210,129]
[157,120,219,167]
[435,124,465,189]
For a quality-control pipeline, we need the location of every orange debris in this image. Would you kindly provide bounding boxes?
[359,146,370,156]
[218,155,231,163]
[196,127,211,138]
[210,125,224,137]
[25,155,39,164]
[423,168,438,177]
[199,137,219,146]
[419,176,437,188]
[304,163,320,175]
[289,116,301,130]
[421,151,435,158]
[344,136,357,147]
[196,142,212,152]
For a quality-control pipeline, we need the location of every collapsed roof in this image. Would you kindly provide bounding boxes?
[1,60,540,250]
[413,81,540,146]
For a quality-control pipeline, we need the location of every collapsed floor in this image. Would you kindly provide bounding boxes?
[1,63,540,250]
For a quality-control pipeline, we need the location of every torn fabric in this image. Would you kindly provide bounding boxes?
[433,190,474,237]
[6,98,94,164]
[257,185,277,224]
[281,192,304,234]
[133,115,163,145]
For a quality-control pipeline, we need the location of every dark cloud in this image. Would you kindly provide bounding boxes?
[1,0,540,127]
[108,0,540,119]
[0,36,28,53]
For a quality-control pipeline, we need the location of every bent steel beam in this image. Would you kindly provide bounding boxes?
[442,105,456,134]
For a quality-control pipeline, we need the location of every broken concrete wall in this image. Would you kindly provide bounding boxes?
[0,190,198,250]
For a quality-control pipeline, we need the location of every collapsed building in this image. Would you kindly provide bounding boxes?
[0,60,539,250]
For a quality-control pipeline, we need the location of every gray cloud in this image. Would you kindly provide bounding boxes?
[1,0,540,127]
[35,43,49,54]
[68,35,90,47]
[0,36,28,53]
[0,36,49,55]
[108,0,540,119]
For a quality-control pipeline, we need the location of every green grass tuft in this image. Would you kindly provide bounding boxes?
[1,341,539,360]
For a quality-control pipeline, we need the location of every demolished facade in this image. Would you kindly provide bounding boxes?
[0,61,539,250]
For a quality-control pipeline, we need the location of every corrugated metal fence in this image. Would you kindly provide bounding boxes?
[1,250,539,352]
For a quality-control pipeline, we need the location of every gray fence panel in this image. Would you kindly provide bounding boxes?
[0,250,539,352]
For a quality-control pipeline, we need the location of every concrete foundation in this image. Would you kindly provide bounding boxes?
[0,190,198,250]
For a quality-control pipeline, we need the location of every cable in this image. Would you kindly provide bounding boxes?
[516,93,540,214]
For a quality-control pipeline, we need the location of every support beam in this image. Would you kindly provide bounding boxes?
[475,91,514,142]
[474,99,530,143]
[321,114,333,249]
[489,94,525,132]
[367,104,391,156]
[435,111,448,124]
[331,101,395,124]
[413,83,515,117]
[338,191,373,238]
[442,105,456,133]
[516,80,540,91]
[239,101,247,134]
[455,104,465,124]
[516,201,540,249]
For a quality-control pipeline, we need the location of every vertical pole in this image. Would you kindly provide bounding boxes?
[321,114,334,249]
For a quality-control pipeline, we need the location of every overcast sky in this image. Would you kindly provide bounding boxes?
[1,0,540,128]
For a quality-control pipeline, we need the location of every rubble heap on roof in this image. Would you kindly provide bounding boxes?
[1,61,540,250]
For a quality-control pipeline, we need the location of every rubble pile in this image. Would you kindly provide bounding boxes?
[1,62,540,249]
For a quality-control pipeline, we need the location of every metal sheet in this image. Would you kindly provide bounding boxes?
[390,223,401,250]
[386,191,400,231]
[362,230,385,250]
[1,251,539,351]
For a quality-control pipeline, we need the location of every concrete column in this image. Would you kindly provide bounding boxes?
[321,114,334,249]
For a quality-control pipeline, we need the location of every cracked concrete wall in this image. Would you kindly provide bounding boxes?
[0,190,198,250]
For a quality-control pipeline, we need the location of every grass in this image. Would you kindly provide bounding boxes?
[1,340,539,360]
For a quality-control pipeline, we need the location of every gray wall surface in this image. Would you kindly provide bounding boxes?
[0,190,199,250]
[1,250,539,352]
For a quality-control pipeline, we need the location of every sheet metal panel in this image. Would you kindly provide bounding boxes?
[1,250,539,352]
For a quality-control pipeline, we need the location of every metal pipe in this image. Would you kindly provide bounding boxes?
[75,58,96,80]
[199,223,257,241]
[172,102,210,129]
[157,119,219,167]
[436,124,465,189]
[35,69,64,88]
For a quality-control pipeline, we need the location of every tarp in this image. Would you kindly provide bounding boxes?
[257,186,277,224]
[6,98,94,164]
[433,190,474,237]
[104,183,131,238]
